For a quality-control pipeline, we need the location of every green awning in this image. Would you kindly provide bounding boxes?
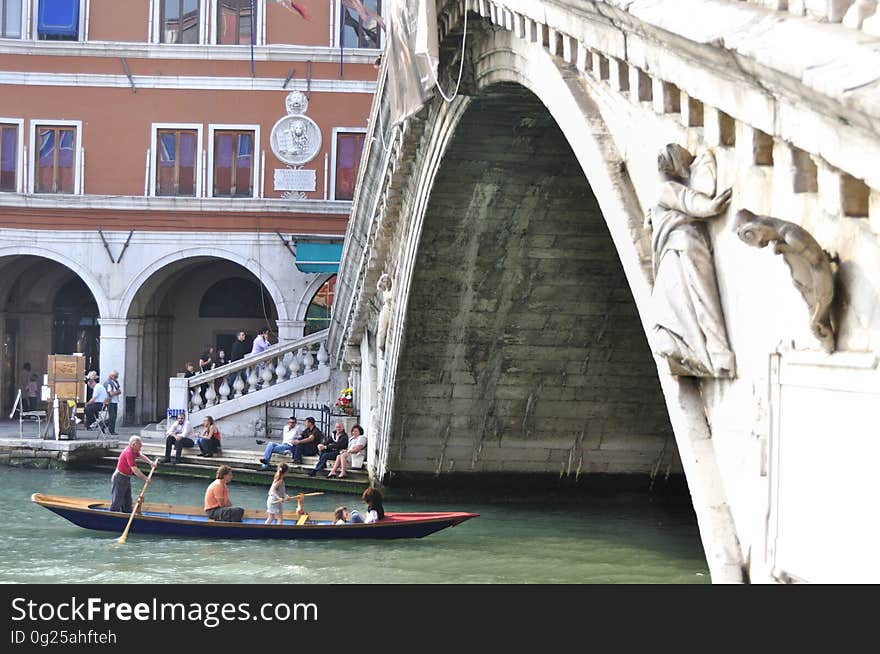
[295,241,343,273]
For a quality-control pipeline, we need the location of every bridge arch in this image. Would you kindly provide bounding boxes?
[381,28,664,471]
[361,21,743,581]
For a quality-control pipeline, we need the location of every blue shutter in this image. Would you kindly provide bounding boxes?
[295,242,344,273]
[38,0,80,37]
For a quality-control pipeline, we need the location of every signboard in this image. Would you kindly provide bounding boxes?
[274,168,316,192]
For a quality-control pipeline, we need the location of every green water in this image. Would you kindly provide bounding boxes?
[0,467,710,584]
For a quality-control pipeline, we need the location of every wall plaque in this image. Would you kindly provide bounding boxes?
[274,168,317,192]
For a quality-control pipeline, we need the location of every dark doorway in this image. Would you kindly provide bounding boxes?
[52,277,100,374]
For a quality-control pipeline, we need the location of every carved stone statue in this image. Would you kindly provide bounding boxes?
[376,273,393,355]
[648,144,735,378]
[735,209,835,353]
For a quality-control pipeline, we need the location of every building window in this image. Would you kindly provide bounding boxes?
[212,130,254,197]
[333,130,365,201]
[161,0,200,44]
[35,125,76,193]
[0,123,19,191]
[217,0,253,44]
[37,0,81,41]
[1,0,23,38]
[156,128,198,196]
[340,0,381,49]
[305,275,336,335]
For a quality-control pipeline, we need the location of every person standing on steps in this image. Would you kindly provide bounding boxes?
[228,331,248,391]
[104,370,122,435]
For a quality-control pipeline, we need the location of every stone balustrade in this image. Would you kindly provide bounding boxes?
[170,330,330,413]
[330,0,880,364]
[740,0,880,33]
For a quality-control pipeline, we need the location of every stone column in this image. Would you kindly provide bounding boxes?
[98,318,128,427]
[276,319,306,341]
[360,331,380,478]
[125,318,144,425]
[157,316,174,418]
[0,313,6,415]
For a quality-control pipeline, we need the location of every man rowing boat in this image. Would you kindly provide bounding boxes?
[110,436,158,513]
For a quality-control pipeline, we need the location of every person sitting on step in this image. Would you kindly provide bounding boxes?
[307,422,347,477]
[259,416,303,471]
[196,416,222,457]
[289,416,321,464]
[328,424,367,479]
[164,412,194,464]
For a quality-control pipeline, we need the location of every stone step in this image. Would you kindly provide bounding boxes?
[104,443,369,485]
[93,455,367,493]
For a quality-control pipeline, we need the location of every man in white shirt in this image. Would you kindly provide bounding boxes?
[84,378,109,429]
[164,412,195,464]
[259,416,303,470]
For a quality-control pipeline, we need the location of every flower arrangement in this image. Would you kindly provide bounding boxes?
[335,387,354,416]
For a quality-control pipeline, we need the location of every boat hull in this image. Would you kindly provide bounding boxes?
[32,494,477,540]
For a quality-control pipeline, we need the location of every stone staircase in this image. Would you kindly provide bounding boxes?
[157,329,347,439]
[92,441,369,494]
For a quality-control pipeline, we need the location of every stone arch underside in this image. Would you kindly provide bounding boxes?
[389,83,679,477]
[118,247,289,322]
[123,256,282,423]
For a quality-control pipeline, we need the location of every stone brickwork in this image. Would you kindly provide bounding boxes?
[390,85,677,475]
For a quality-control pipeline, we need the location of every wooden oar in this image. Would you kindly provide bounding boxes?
[290,492,323,517]
[117,465,157,544]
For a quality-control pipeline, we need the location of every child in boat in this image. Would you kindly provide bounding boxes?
[362,487,385,523]
[333,506,348,525]
[265,463,292,525]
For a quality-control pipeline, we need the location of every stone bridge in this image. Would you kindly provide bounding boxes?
[328,0,880,583]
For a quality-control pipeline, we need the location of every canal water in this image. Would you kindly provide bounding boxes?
[0,467,709,584]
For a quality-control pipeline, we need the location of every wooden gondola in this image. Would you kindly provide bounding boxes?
[31,493,478,540]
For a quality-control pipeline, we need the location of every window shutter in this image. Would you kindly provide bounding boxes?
[38,0,80,37]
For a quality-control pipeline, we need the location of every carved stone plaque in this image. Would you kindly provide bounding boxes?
[270,91,322,166]
[274,168,316,192]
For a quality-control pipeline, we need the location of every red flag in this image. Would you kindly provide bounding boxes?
[276,0,312,20]
[290,1,311,19]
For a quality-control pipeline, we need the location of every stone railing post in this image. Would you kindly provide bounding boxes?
[169,377,189,417]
